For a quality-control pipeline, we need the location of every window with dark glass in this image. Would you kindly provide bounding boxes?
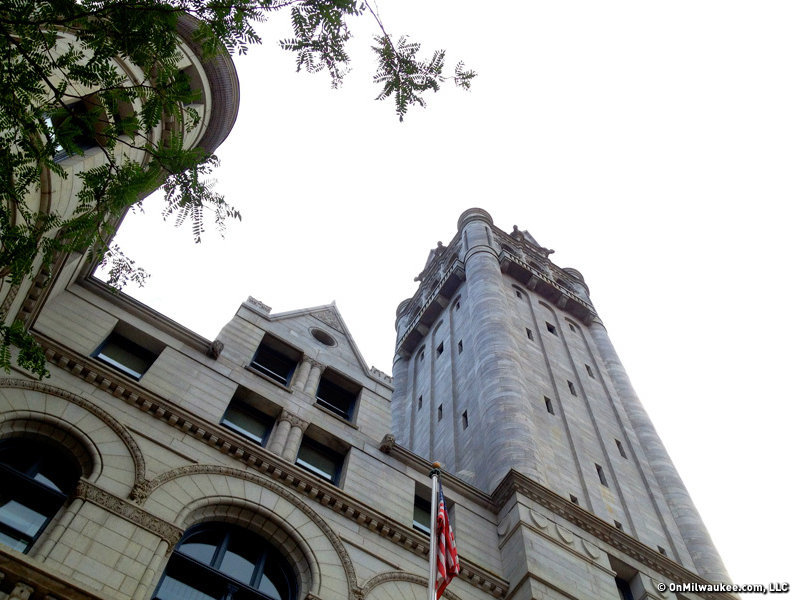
[250,337,300,387]
[94,331,158,380]
[295,438,344,485]
[152,523,297,600]
[221,401,274,446]
[315,371,359,421]
[412,494,432,534]
[46,98,102,162]
[0,438,80,553]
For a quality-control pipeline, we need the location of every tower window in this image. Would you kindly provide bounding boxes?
[526,328,534,340]
[596,464,608,487]
[515,289,523,299]
[251,335,300,387]
[437,405,443,421]
[462,410,468,429]
[569,323,577,332]
[585,364,595,378]
[457,340,463,354]
[436,342,444,356]
[614,520,623,531]
[153,523,297,600]
[546,322,557,335]
[419,349,425,361]
[569,494,579,505]
[455,301,460,311]
[417,395,423,410]
[0,438,81,553]
[615,439,627,459]
[567,381,577,396]
[657,545,667,556]
[544,397,554,415]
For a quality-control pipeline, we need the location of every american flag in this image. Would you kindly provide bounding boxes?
[435,484,460,599]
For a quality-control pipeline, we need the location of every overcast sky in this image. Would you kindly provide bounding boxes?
[108,0,798,590]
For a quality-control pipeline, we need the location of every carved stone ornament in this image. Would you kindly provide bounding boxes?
[360,571,463,600]
[529,508,549,530]
[379,434,396,453]
[282,412,309,430]
[76,481,183,548]
[555,524,574,544]
[206,339,224,359]
[311,309,345,334]
[246,297,272,315]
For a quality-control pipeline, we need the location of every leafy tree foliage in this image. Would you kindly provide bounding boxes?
[0,0,474,378]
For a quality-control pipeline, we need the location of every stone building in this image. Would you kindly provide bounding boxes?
[1,16,733,600]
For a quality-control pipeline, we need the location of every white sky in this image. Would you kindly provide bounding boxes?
[109,0,798,590]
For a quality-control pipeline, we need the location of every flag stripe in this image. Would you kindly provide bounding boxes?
[435,483,460,599]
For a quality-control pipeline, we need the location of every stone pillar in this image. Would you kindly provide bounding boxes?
[303,360,324,395]
[34,497,85,560]
[390,352,411,447]
[589,318,730,583]
[133,539,170,600]
[267,416,292,455]
[458,208,543,492]
[292,356,313,391]
[281,414,309,461]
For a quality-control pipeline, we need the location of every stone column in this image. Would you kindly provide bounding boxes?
[589,318,730,583]
[303,360,324,395]
[133,539,170,600]
[291,356,313,391]
[281,414,309,461]
[390,352,411,447]
[267,415,292,455]
[458,208,543,492]
[34,497,85,560]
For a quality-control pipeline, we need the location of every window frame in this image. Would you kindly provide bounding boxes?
[295,437,345,486]
[220,401,275,446]
[93,331,158,380]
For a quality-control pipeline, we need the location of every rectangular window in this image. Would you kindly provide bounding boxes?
[615,439,627,459]
[457,340,463,354]
[295,438,344,485]
[596,463,608,486]
[316,370,360,421]
[436,342,444,357]
[568,380,577,396]
[413,494,432,534]
[546,322,557,335]
[437,404,443,421]
[417,395,423,410]
[221,401,274,446]
[544,397,554,415]
[94,331,158,380]
[585,364,595,378]
[526,328,534,340]
[250,336,300,386]
[462,410,468,429]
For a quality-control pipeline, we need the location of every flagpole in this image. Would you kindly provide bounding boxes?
[428,461,441,600]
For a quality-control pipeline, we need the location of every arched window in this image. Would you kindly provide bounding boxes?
[154,523,297,600]
[0,438,81,553]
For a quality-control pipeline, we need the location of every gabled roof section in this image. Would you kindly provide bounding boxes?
[243,297,391,387]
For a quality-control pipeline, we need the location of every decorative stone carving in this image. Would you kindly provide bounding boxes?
[312,309,345,334]
[206,339,224,359]
[529,508,549,530]
[379,434,396,453]
[246,296,272,315]
[360,571,463,600]
[282,413,309,431]
[76,481,183,548]
[581,539,601,560]
[555,524,574,544]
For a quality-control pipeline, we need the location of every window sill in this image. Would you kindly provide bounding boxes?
[244,365,293,393]
[313,402,358,429]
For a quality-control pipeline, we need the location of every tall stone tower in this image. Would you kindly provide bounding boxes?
[391,208,730,585]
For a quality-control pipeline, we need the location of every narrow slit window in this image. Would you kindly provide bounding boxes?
[596,463,608,487]
[515,289,523,299]
[585,364,594,378]
[567,380,577,396]
[457,340,463,354]
[658,546,667,556]
[526,328,534,340]
[569,323,577,332]
[615,439,627,459]
[569,494,579,505]
[546,322,557,335]
[614,520,623,531]
[436,342,444,357]
[417,395,423,411]
[544,397,554,415]
[462,411,468,429]
[455,301,460,311]
[437,405,443,421]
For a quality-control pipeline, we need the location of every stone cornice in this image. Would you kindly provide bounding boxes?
[492,470,736,600]
[34,334,508,598]
[0,546,107,600]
